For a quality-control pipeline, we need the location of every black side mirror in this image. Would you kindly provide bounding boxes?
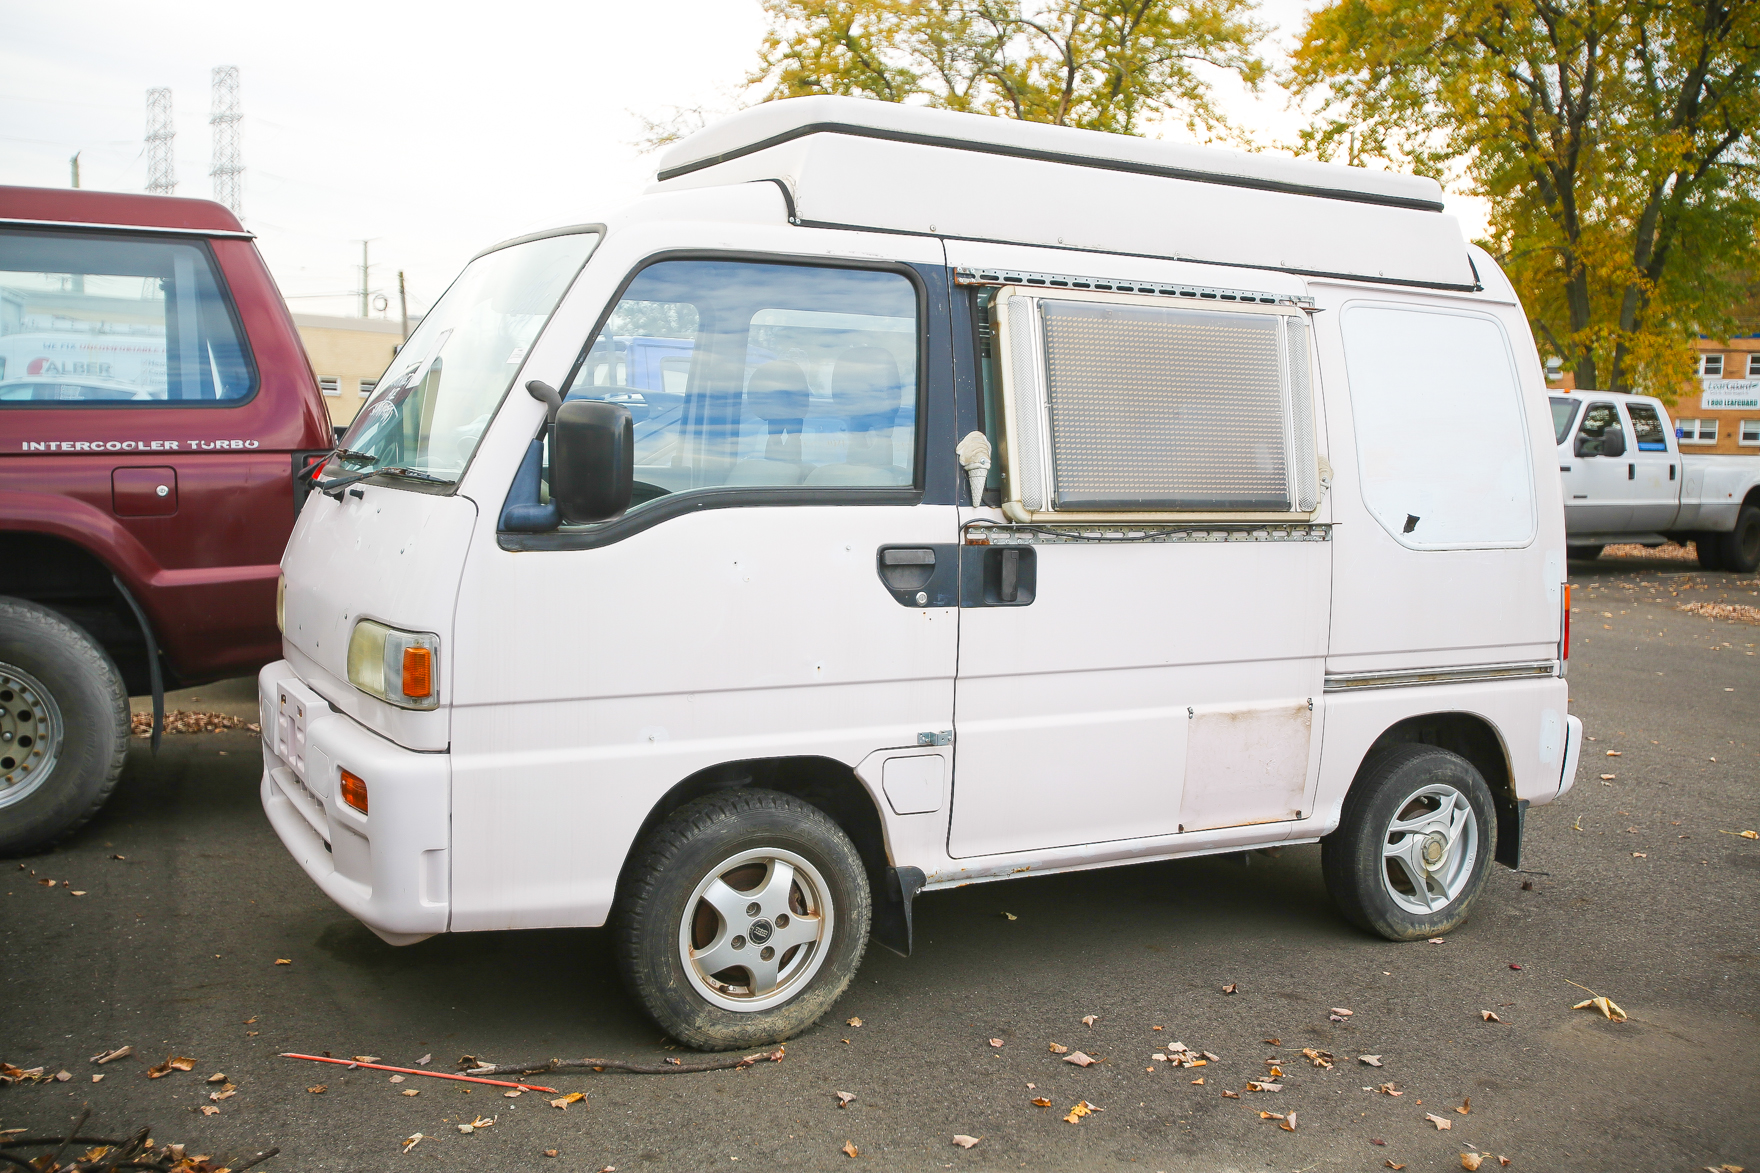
[551,400,633,524]
[1574,433,1596,457]
[1602,428,1626,458]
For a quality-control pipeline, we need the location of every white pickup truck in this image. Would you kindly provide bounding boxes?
[1553,390,1760,572]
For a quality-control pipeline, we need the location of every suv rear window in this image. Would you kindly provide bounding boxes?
[0,230,255,406]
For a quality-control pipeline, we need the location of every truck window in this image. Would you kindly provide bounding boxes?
[0,229,254,405]
[1341,305,1534,549]
[565,260,919,506]
[1549,396,1579,444]
[1625,403,1669,450]
[1577,402,1623,452]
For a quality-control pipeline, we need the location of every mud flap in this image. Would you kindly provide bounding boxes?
[871,866,925,958]
[1495,798,1528,870]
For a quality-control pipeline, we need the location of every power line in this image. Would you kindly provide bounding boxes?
[209,66,243,216]
[145,87,176,194]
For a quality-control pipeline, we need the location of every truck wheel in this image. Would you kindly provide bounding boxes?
[615,789,870,1051]
[1695,536,1727,571]
[0,598,129,856]
[1321,744,1497,942]
[1715,505,1760,574]
[1566,545,1602,561]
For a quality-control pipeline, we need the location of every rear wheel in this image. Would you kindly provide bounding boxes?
[1715,505,1760,574]
[0,598,129,856]
[1566,545,1603,562]
[1321,744,1497,941]
[614,789,870,1051]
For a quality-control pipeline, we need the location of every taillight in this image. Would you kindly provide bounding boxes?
[402,646,432,699]
[339,768,368,814]
[1562,583,1572,662]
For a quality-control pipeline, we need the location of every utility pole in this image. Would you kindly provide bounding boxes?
[359,240,371,318]
[146,87,177,194]
[209,66,244,216]
[69,153,80,188]
[398,270,409,341]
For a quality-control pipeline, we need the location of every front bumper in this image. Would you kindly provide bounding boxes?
[258,660,450,944]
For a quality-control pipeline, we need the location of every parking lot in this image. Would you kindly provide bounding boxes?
[3,552,1756,1172]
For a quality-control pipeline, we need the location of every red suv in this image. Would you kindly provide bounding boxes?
[0,185,331,853]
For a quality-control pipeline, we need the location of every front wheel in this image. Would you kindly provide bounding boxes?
[1715,505,1760,574]
[1321,744,1497,941]
[614,789,870,1051]
[0,598,129,856]
[1695,535,1727,571]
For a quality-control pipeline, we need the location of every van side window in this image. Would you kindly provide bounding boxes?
[0,229,255,406]
[1340,306,1534,549]
[564,260,918,509]
[1625,403,1668,450]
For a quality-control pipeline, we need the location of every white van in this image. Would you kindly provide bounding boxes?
[262,97,1583,1050]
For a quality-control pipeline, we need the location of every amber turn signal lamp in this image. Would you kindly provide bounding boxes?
[339,769,368,814]
[402,646,433,699]
[1562,582,1572,660]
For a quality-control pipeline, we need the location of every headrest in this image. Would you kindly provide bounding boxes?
[744,359,811,421]
[830,346,903,420]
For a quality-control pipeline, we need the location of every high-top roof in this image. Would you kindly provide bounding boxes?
[650,97,1476,291]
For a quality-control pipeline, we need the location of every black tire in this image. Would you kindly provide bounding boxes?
[1321,744,1498,941]
[0,598,129,856]
[1715,504,1760,574]
[614,789,871,1051]
[1566,544,1603,562]
[1694,535,1727,571]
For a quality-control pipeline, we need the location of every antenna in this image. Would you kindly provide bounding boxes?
[146,87,176,195]
[209,65,243,216]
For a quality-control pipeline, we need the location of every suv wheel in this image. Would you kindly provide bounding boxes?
[1715,505,1760,574]
[0,598,129,856]
[615,789,870,1051]
[1321,744,1497,941]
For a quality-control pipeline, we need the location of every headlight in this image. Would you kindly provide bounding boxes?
[347,619,440,709]
[276,572,286,635]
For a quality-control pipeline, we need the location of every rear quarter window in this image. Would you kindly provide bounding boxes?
[1341,305,1536,549]
[0,229,255,407]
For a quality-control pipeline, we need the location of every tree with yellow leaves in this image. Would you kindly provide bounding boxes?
[1289,0,1760,398]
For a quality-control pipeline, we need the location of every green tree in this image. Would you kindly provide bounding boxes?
[1289,0,1760,398]
[751,0,1269,139]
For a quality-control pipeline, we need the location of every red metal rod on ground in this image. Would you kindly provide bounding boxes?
[280,1053,559,1093]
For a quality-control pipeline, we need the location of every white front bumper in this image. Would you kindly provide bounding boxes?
[258,660,450,944]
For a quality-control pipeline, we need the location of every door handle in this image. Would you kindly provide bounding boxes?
[876,545,958,607]
[1628,463,1635,480]
[958,546,1036,607]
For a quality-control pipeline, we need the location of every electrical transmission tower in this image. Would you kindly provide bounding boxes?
[145,88,177,195]
[209,66,243,216]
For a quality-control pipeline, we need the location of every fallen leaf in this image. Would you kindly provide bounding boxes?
[1742,831,1759,840]
[112,854,126,860]
[1191,1077,1204,1085]
[70,890,86,896]
[1605,750,1621,756]
[1259,1111,1285,1120]
[309,1084,328,1093]
[91,1046,131,1065]
[836,1091,855,1108]
[1386,1163,1407,1170]
[1063,1051,1096,1067]
[1428,938,1446,945]
[1082,1015,1097,1027]
[550,1092,585,1110]
[1571,995,1629,1021]
[1426,1113,1454,1130]
[91,1074,103,1083]
[274,959,291,965]
[1001,912,1017,920]
[1221,983,1238,995]
[147,1056,195,1079]
[841,1141,858,1158]
[1062,1100,1101,1123]
[988,1038,1004,1048]
[1456,1098,1471,1114]
[1462,1154,1483,1171]
[53,1070,71,1082]
[1048,1043,1068,1054]
[1030,1097,1052,1108]
[1379,1083,1402,1096]
[1481,1011,1508,1023]
[952,1135,981,1149]
[1202,1051,1220,1062]
[1331,1008,1353,1017]
[504,1089,522,1097]
[200,1105,220,1116]
[1600,774,1617,780]
[1301,1048,1334,1068]
[354,1055,381,1063]
[1370,1138,1386,1145]
[402,1133,424,1153]
[1359,1055,1384,1067]
[416,1054,432,1066]
[1633,852,1648,858]
[207,1072,228,1084]
[1221,1090,1240,1098]
[1263,1038,1281,1046]
[1509,963,1523,970]
[847,1017,863,1027]
[1246,1082,1284,1092]
[544,1150,558,1158]
[210,1088,236,1102]
[389,1074,406,1083]
[402,1089,420,1096]
[1281,1111,1297,1132]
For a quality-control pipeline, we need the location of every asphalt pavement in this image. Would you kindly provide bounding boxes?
[3,551,1757,1172]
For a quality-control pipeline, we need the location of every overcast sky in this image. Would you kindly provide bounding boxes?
[2,0,1487,322]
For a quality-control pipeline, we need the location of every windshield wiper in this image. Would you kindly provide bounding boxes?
[319,464,455,500]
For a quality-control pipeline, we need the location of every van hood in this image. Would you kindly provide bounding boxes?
[280,484,478,751]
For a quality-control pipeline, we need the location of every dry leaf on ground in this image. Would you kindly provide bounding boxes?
[835,1091,855,1108]
[209,1086,236,1102]
[1246,1081,1283,1092]
[1378,1082,1402,1096]
[416,1054,432,1066]
[402,1134,424,1153]
[1572,995,1629,1021]
[1359,1055,1384,1066]
[847,1017,862,1027]
[1301,1048,1333,1068]
[1001,912,1017,920]
[1426,1113,1454,1130]
[401,1088,420,1096]
[1281,1112,1297,1131]
[146,1056,195,1079]
[1456,1098,1471,1115]
[1221,983,1238,995]
[1081,1015,1097,1027]
[952,1135,981,1148]
[1428,937,1446,944]
[1331,1008,1353,1017]
[1221,1090,1240,1098]
[1063,1051,1096,1067]
[550,1092,586,1110]
[1259,1111,1285,1120]
[1030,1097,1052,1108]
[1062,1100,1101,1123]
[1386,1162,1406,1170]
[1462,1153,1483,1170]
[841,1141,858,1158]
[90,1047,131,1065]
[206,1072,227,1084]
[1482,1011,1509,1023]
[988,1039,1004,1048]
[307,1085,326,1094]
[1048,1043,1068,1054]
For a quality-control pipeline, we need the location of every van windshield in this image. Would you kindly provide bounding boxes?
[333,230,598,483]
